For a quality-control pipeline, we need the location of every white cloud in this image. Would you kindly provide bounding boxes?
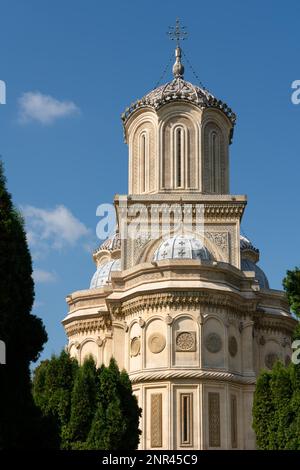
[22,204,91,253]
[33,269,57,284]
[18,91,79,124]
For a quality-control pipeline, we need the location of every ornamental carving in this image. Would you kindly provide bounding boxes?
[265,352,279,369]
[148,333,166,354]
[176,331,196,352]
[228,336,238,357]
[205,333,222,353]
[130,337,141,357]
[206,232,228,253]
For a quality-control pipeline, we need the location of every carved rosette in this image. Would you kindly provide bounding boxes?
[176,331,196,351]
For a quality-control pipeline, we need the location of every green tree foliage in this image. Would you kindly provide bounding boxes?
[32,350,79,446]
[87,358,141,450]
[67,357,97,448]
[253,362,300,449]
[0,161,49,449]
[283,267,300,318]
[32,354,141,450]
[253,267,300,449]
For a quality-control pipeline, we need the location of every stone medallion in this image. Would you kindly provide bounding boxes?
[176,331,196,351]
[228,336,238,357]
[205,333,222,353]
[265,352,279,369]
[148,332,166,354]
[130,337,141,357]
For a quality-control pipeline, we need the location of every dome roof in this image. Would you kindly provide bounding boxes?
[94,231,121,254]
[122,77,236,131]
[241,258,269,289]
[90,259,121,289]
[153,234,212,262]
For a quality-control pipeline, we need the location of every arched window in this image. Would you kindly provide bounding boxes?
[210,131,220,193]
[175,127,184,188]
[140,133,148,192]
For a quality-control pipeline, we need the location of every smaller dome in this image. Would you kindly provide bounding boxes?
[241,258,269,289]
[94,231,121,253]
[90,259,121,289]
[153,235,211,262]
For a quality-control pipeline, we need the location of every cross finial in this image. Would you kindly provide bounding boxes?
[167,18,188,47]
[168,19,187,79]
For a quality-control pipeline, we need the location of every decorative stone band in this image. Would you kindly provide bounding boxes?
[63,314,112,337]
[128,369,256,385]
[108,290,258,318]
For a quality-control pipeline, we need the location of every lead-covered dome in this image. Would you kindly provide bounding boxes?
[90,259,121,289]
[122,77,236,130]
[153,234,212,262]
[240,235,269,289]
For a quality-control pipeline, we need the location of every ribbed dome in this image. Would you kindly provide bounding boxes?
[90,259,121,289]
[241,258,269,289]
[94,231,121,254]
[240,235,269,289]
[122,77,236,131]
[153,235,211,262]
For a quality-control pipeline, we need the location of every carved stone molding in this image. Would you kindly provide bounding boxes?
[64,315,112,337]
[129,369,256,385]
[206,231,228,253]
[109,290,257,318]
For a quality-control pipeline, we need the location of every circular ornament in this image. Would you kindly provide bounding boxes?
[205,333,222,353]
[176,332,196,351]
[130,337,141,357]
[265,352,279,369]
[148,332,166,354]
[228,336,238,357]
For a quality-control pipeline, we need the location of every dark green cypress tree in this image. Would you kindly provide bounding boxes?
[0,160,48,448]
[252,371,275,449]
[67,357,97,449]
[87,358,141,450]
[32,350,79,446]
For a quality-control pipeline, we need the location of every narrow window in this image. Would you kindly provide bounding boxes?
[175,127,184,188]
[210,131,221,193]
[141,133,146,192]
[180,393,193,446]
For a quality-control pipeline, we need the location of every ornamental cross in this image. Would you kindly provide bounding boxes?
[167,18,188,47]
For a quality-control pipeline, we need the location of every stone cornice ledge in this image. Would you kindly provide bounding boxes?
[129,369,256,385]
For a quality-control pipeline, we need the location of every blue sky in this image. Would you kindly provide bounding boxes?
[0,0,299,363]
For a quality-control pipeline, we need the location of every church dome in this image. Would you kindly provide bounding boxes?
[241,258,269,289]
[90,259,121,289]
[122,77,236,130]
[153,234,212,262]
[240,235,269,288]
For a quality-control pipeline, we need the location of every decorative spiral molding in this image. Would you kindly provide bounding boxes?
[129,369,256,385]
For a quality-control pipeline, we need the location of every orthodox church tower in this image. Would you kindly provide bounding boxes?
[62,24,295,449]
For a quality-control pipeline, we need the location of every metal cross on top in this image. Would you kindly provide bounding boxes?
[167,18,188,47]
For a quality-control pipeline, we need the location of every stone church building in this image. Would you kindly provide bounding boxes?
[62,42,295,449]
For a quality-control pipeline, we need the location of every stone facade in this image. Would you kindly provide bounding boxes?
[62,45,296,449]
